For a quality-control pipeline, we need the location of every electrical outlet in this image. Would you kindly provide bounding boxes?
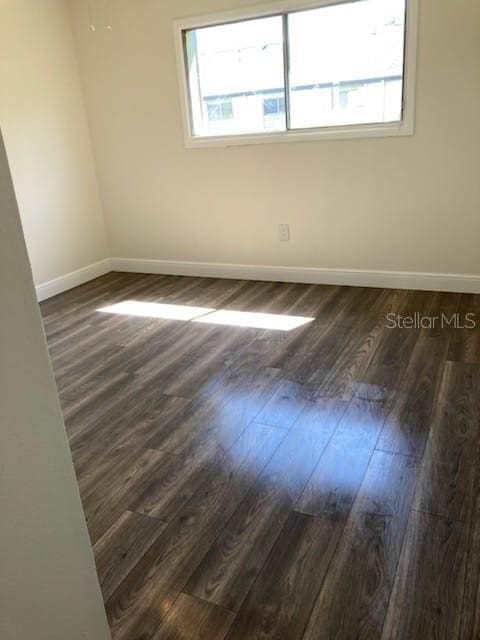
[278,223,290,242]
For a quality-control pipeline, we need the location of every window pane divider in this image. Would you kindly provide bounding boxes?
[282,13,291,131]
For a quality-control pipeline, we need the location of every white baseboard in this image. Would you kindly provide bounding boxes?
[110,258,480,294]
[35,257,480,300]
[36,259,112,302]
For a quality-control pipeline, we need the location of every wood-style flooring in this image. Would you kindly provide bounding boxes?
[40,272,480,640]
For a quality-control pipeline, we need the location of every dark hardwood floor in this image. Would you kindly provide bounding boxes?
[40,272,480,640]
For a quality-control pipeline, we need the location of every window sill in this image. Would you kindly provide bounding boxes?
[183,120,415,149]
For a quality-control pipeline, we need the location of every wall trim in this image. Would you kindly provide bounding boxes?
[35,257,480,300]
[36,259,112,302]
[110,258,480,294]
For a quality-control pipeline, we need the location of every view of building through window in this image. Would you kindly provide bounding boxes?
[184,0,406,138]
[185,15,285,136]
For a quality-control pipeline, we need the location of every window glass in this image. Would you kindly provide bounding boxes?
[185,16,286,137]
[207,100,234,121]
[288,0,406,129]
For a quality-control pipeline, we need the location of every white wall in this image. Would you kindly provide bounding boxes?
[0,130,110,640]
[0,0,109,287]
[69,0,480,278]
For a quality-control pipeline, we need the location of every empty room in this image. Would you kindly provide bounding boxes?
[2,0,480,638]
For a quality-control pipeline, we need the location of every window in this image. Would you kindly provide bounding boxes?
[263,95,285,129]
[207,99,234,121]
[338,83,365,110]
[287,2,406,129]
[174,0,418,147]
[263,96,286,116]
[183,16,285,136]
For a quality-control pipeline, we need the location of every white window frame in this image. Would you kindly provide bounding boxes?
[173,0,419,148]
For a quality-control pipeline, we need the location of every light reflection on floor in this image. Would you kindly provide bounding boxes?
[97,300,314,331]
[96,301,399,497]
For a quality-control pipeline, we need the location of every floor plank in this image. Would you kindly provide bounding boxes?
[302,447,417,640]
[355,450,419,518]
[381,511,469,640]
[255,380,314,429]
[184,415,336,610]
[82,448,169,544]
[94,510,167,601]
[153,593,234,640]
[297,397,390,521]
[225,511,341,640]
[460,486,480,640]
[413,361,480,521]
[376,334,449,457]
[105,422,284,639]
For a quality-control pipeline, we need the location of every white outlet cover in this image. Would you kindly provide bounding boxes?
[279,224,290,241]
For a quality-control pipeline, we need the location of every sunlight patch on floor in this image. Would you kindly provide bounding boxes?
[97,300,214,321]
[193,309,313,331]
[97,300,314,331]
